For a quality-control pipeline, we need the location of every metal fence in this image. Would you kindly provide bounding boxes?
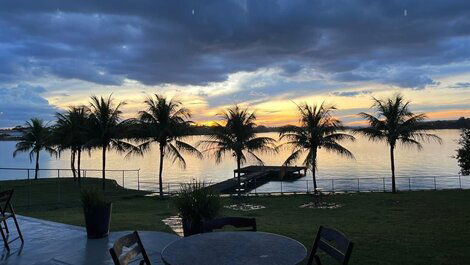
[1,167,469,207]
[0,167,142,208]
[135,175,470,195]
[0,167,140,188]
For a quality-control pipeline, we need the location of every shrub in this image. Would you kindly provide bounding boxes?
[174,181,222,223]
[456,129,470,176]
[80,188,110,212]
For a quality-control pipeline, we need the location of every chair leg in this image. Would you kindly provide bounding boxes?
[0,224,10,252]
[2,219,9,234]
[314,255,322,265]
[11,215,23,243]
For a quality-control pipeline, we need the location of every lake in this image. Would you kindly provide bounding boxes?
[0,130,465,192]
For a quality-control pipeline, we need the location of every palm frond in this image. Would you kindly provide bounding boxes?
[398,137,423,150]
[166,143,187,168]
[283,148,304,166]
[322,142,355,159]
[175,140,203,159]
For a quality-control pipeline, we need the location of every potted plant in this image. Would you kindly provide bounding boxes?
[174,182,222,236]
[81,188,112,239]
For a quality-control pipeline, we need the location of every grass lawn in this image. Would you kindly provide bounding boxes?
[2,178,470,265]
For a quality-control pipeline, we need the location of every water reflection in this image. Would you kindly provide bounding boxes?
[0,130,461,191]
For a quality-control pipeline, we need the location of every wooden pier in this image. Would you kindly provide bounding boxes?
[209,165,307,194]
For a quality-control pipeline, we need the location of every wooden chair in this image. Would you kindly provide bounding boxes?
[307,226,354,265]
[0,189,24,252]
[109,231,151,265]
[203,217,257,233]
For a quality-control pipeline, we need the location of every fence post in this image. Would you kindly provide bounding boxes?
[57,169,61,203]
[280,181,283,195]
[168,183,171,195]
[27,169,31,208]
[383,178,385,192]
[254,178,257,196]
[306,180,309,194]
[137,169,140,191]
[357,179,360,192]
[332,179,335,193]
[459,174,462,189]
[434,176,437,190]
[122,170,125,188]
[408,178,411,191]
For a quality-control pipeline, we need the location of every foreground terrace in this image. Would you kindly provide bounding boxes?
[0,178,469,264]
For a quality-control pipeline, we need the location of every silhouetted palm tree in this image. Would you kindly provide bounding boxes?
[355,94,442,193]
[13,118,57,179]
[53,106,89,184]
[279,103,355,192]
[130,94,202,197]
[87,95,132,190]
[200,106,277,194]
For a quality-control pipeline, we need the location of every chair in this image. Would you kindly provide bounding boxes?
[0,189,24,252]
[307,226,354,265]
[203,217,257,233]
[109,231,151,265]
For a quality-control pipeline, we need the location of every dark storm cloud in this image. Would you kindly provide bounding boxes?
[0,84,58,127]
[1,0,470,89]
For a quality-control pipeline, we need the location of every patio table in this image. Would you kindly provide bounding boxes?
[161,231,307,265]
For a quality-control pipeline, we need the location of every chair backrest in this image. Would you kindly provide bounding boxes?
[307,226,354,265]
[0,190,14,215]
[109,231,151,265]
[203,217,257,232]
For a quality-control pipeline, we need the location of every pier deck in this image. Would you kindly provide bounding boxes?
[209,165,307,194]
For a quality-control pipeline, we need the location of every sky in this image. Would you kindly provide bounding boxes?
[0,0,470,128]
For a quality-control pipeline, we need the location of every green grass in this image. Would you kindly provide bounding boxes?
[3,178,470,264]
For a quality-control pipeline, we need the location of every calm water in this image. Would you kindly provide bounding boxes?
[0,130,463,191]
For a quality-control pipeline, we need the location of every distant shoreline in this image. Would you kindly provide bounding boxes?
[1,117,468,141]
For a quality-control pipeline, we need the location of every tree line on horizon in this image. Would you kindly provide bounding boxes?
[12,93,444,195]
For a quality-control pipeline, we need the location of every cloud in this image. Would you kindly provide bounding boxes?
[330,90,372,97]
[0,84,57,127]
[449,82,470,89]
[1,0,470,90]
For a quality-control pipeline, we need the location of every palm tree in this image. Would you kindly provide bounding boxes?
[355,94,442,193]
[87,95,132,190]
[200,106,277,194]
[13,118,57,179]
[279,103,355,192]
[130,94,202,197]
[53,106,89,184]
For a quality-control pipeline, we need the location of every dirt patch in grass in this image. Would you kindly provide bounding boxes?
[224,203,266,211]
[299,202,343,209]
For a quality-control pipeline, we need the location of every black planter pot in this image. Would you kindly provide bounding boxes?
[83,203,112,239]
[182,218,204,237]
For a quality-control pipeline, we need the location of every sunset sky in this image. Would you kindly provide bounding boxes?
[1,1,470,127]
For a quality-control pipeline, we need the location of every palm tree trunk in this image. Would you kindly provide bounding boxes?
[71,149,76,180]
[77,149,82,186]
[34,150,40,180]
[312,148,318,192]
[158,144,165,197]
[102,145,107,191]
[390,145,396,193]
[236,156,241,197]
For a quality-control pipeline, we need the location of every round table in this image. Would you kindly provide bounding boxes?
[161,231,307,265]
